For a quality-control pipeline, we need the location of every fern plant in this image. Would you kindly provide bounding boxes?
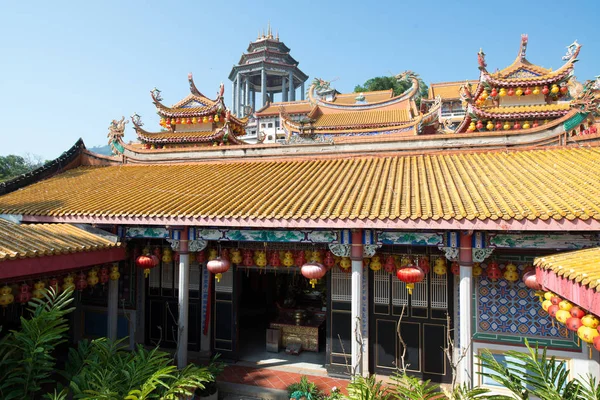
[288,375,323,400]
[0,287,74,400]
[346,375,391,400]
[477,339,581,400]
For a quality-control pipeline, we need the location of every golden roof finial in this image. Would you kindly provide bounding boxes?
[276,30,279,41]
[268,21,272,38]
[258,30,261,40]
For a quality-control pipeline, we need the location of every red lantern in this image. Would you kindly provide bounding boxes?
[542,86,549,95]
[269,251,281,267]
[173,252,180,263]
[507,88,515,96]
[551,296,562,306]
[524,87,532,96]
[175,118,181,124]
[136,254,156,278]
[566,317,583,332]
[451,261,460,275]
[384,255,396,273]
[16,283,31,304]
[560,85,568,94]
[594,335,600,352]
[301,262,327,288]
[495,122,502,131]
[513,121,521,130]
[570,307,586,319]
[324,251,335,269]
[522,270,542,290]
[153,247,162,258]
[48,277,61,294]
[396,265,425,295]
[196,250,206,263]
[209,115,214,123]
[491,88,498,97]
[99,266,109,285]
[76,272,88,291]
[207,257,230,282]
[295,251,307,267]
[243,250,254,267]
[476,121,483,130]
[417,257,430,274]
[548,304,560,318]
[486,261,501,281]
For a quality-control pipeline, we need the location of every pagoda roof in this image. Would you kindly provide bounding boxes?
[255,100,312,117]
[152,74,226,118]
[480,35,580,87]
[428,81,478,100]
[1,147,600,229]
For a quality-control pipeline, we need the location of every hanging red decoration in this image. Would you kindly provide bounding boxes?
[324,251,335,269]
[451,261,460,275]
[522,270,542,290]
[594,335,600,352]
[243,250,254,267]
[384,255,396,273]
[136,254,156,278]
[491,88,498,97]
[269,251,281,267]
[495,122,502,130]
[417,257,430,274]
[507,88,515,96]
[486,261,502,281]
[207,257,231,282]
[542,85,550,95]
[524,87,532,96]
[396,264,425,295]
[301,262,327,288]
[76,272,88,291]
[551,295,562,306]
[570,307,586,319]
[566,317,583,332]
[99,266,110,285]
[295,250,307,267]
[476,120,484,130]
[153,247,162,258]
[548,304,560,318]
[513,121,521,130]
[16,283,31,304]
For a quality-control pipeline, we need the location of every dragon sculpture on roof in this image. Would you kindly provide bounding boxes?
[107,116,128,155]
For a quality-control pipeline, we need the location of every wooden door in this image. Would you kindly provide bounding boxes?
[212,267,239,360]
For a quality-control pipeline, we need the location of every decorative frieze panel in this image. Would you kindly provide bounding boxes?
[488,233,600,250]
[377,231,443,246]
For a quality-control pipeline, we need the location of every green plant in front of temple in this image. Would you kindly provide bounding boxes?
[288,375,323,400]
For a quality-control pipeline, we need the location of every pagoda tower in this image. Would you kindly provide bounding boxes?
[228,24,308,117]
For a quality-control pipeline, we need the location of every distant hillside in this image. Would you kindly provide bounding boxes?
[88,144,112,156]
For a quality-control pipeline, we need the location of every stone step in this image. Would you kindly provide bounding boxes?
[219,382,289,400]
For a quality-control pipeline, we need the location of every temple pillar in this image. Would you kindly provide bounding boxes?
[231,80,236,115]
[288,70,294,101]
[244,78,250,113]
[237,75,243,117]
[261,69,267,106]
[177,227,190,368]
[252,89,256,111]
[351,229,363,376]
[282,76,288,102]
[458,231,474,386]
[107,266,119,341]
[301,82,305,100]
[235,74,241,117]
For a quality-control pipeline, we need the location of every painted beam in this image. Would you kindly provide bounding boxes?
[18,214,600,232]
[0,247,126,280]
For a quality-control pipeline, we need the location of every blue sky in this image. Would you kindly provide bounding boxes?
[1,0,599,159]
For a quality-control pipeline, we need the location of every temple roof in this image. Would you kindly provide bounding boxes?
[1,147,599,225]
[310,109,411,129]
[428,81,478,100]
[255,100,313,117]
[534,247,600,292]
[0,219,120,262]
[331,90,394,105]
[152,74,226,118]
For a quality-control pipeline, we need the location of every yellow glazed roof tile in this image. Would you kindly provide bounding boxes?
[1,147,600,223]
[256,101,313,116]
[0,219,120,261]
[534,247,600,292]
[429,81,479,99]
[332,90,393,104]
[313,109,411,128]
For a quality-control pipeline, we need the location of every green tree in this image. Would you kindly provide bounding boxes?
[354,76,429,105]
[0,153,45,181]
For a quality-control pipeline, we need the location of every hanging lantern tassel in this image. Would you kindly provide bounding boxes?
[309,278,318,288]
[215,273,223,283]
[406,282,415,295]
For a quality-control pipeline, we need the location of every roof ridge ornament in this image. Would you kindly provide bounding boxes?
[150,87,163,102]
[562,40,582,62]
[519,34,528,61]
[477,48,487,70]
[131,113,143,127]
